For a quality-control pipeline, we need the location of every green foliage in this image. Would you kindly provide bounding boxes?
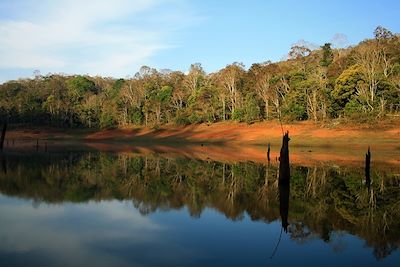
[283,102,307,121]
[128,109,143,125]
[100,105,118,129]
[174,111,190,125]
[66,76,97,97]
[157,85,173,103]
[377,79,400,105]
[332,64,363,109]
[232,100,261,124]
[188,113,202,124]
[1,81,23,97]
[113,78,125,92]
[282,91,307,121]
[0,26,399,126]
[320,43,333,67]
[232,108,245,121]
[111,78,125,98]
[243,93,261,123]
[344,99,364,117]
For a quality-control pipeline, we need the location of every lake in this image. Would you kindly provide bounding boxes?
[0,148,399,266]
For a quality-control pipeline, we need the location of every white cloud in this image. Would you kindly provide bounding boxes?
[291,39,319,51]
[0,0,194,79]
[330,33,349,48]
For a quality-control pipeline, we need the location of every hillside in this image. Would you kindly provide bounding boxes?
[0,26,399,129]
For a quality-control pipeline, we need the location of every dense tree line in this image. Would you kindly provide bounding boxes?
[1,26,399,128]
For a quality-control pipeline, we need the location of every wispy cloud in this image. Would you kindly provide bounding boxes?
[0,0,196,79]
[330,33,349,48]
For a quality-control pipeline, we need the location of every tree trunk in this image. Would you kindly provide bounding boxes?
[230,91,235,115]
[279,132,290,185]
[222,99,226,121]
[321,100,327,120]
[312,91,317,122]
[156,103,161,124]
[278,131,290,232]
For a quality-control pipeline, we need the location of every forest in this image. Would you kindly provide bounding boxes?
[1,26,399,128]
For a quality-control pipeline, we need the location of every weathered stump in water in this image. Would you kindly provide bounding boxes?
[36,139,39,151]
[279,132,290,185]
[267,143,271,162]
[0,122,7,151]
[365,146,371,189]
[278,131,290,231]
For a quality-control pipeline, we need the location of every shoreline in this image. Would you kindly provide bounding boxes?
[3,120,400,146]
[1,138,399,169]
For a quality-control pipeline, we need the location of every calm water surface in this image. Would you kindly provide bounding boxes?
[0,151,399,266]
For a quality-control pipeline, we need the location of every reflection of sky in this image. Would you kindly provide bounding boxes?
[0,195,189,267]
[0,194,399,267]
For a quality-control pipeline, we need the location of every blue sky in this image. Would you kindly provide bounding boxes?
[0,0,399,83]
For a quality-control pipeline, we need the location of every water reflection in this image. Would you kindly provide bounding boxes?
[0,199,165,267]
[366,147,371,190]
[1,154,6,174]
[0,151,399,265]
[279,181,290,233]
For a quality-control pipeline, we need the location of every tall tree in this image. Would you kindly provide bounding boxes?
[320,43,334,67]
[217,63,245,118]
[374,26,394,41]
[249,63,275,120]
[184,63,205,96]
[354,43,383,110]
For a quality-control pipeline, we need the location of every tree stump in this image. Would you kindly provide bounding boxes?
[278,131,290,231]
[279,131,290,185]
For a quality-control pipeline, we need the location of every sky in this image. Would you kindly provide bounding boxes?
[0,0,399,83]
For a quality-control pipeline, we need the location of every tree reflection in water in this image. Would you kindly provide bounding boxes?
[0,151,399,260]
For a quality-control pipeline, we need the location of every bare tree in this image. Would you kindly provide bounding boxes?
[184,63,205,96]
[217,63,245,116]
[165,71,187,110]
[354,44,382,110]
[255,72,273,120]
[306,67,328,121]
[121,79,145,110]
[288,45,311,60]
